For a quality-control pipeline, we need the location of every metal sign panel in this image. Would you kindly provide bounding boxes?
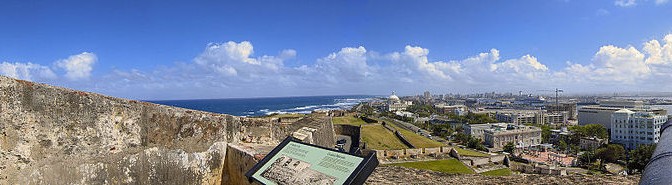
[245,137,378,185]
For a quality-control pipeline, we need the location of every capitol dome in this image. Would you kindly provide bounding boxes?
[389,92,400,101]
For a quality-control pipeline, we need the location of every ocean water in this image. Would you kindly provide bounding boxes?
[149,95,375,117]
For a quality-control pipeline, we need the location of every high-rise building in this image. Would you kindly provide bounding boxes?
[578,100,667,131]
[610,109,668,150]
[546,102,577,120]
[493,110,567,125]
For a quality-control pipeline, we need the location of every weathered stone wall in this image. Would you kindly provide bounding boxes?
[239,118,275,144]
[449,148,461,159]
[466,157,490,166]
[386,149,405,159]
[394,131,416,148]
[221,144,266,185]
[510,162,568,176]
[423,147,441,156]
[0,76,251,184]
[405,148,423,158]
[441,146,452,154]
[0,75,342,184]
[333,124,361,152]
[272,116,335,148]
[489,154,506,164]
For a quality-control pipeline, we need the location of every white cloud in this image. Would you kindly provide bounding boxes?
[387,46,461,82]
[313,46,372,83]
[194,41,286,80]
[593,45,649,82]
[596,9,610,16]
[56,52,97,80]
[643,34,672,65]
[642,34,672,79]
[564,45,649,84]
[614,0,668,6]
[615,0,637,7]
[10,34,672,100]
[494,54,550,82]
[560,34,672,88]
[0,62,56,81]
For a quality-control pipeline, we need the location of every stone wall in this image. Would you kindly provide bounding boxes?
[405,148,423,158]
[272,116,334,148]
[489,154,506,164]
[333,124,361,153]
[423,147,441,157]
[467,157,490,166]
[449,148,461,159]
[0,75,328,184]
[394,131,416,148]
[510,162,568,176]
[374,147,456,162]
[385,149,406,159]
[221,144,264,185]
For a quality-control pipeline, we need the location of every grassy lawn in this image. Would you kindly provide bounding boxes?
[361,125,408,150]
[332,116,368,126]
[391,159,475,174]
[384,120,445,148]
[453,147,489,157]
[480,168,512,176]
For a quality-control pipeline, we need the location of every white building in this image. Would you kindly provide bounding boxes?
[463,123,509,141]
[610,109,668,150]
[493,109,567,125]
[385,92,412,112]
[578,100,667,131]
[434,103,467,116]
[484,124,542,148]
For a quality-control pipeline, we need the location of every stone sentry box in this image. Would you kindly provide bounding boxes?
[245,136,378,185]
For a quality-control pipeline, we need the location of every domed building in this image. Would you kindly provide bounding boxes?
[385,91,412,112]
[388,92,400,102]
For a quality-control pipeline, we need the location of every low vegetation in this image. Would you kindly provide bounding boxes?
[480,168,512,176]
[361,125,408,150]
[390,159,475,174]
[453,133,488,152]
[385,121,445,148]
[453,147,489,157]
[450,112,498,124]
[332,116,368,126]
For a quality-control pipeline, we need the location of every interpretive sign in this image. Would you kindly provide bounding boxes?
[245,136,378,185]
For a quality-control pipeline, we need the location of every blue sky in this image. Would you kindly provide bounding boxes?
[1,0,672,100]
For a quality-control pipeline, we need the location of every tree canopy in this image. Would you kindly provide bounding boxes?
[570,124,608,139]
[406,104,435,117]
[448,112,497,124]
[503,142,515,154]
[595,144,625,167]
[628,144,656,173]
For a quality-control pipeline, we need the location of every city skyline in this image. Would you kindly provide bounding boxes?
[1,1,672,100]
